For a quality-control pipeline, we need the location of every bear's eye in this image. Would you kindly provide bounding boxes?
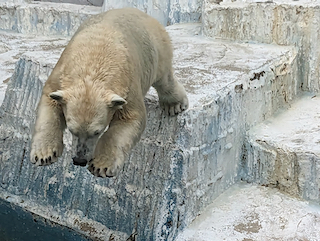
[94,130,100,136]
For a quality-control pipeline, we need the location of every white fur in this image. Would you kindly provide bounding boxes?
[30,8,188,177]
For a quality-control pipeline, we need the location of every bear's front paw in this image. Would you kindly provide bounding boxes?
[87,154,124,178]
[30,135,64,166]
[160,95,189,116]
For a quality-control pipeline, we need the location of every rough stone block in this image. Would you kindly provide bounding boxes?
[0,24,299,240]
[34,0,104,6]
[102,0,202,26]
[176,183,320,240]
[202,0,320,92]
[242,94,320,203]
[0,0,100,36]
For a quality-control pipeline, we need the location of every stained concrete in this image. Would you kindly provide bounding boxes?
[243,94,320,203]
[0,0,101,36]
[1,0,320,240]
[0,197,90,241]
[176,183,320,241]
[102,0,202,26]
[34,0,103,6]
[0,21,299,240]
[202,0,320,92]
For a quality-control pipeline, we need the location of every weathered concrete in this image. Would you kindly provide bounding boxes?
[0,0,100,36]
[0,0,201,35]
[0,196,91,241]
[0,30,67,103]
[0,23,299,240]
[202,0,320,92]
[34,0,103,6]
[242,94,320,203]
[176,183,320,241]
[102,0,202,26]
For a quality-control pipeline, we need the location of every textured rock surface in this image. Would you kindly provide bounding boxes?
[0,196,91,241]
[176,183,320,241]
[242,94,320,203]
[0,22,299,240]
[34,0,103,6]
[0,30,68,103]
[202,0,320,92]
[102,0,202,26]
[0,0,100,36]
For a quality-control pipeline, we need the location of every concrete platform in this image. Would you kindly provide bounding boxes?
[0,0,100,36]
[0,22,299,240]
[176,183,320,241]
[0,30,67,103]
[242,94,320,203]
[202,0,320,92]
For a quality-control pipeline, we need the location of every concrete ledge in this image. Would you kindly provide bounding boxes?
[0,29,68,103]
[0,1,100,36]
[0,193,93,241]
[33,0,104,6]
[0,0,202,37]
[0,24,299,240]
[202,0,320,92]
[102,0,202,26]
[242,94,320,203]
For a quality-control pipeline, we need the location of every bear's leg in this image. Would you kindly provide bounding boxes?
[153,70,189,116]
[88,108,146,177]
[30,95,65,166]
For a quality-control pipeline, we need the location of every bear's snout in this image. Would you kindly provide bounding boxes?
[72,156,88,166]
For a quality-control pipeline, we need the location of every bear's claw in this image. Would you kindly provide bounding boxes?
[160,96,189,116]
[30,136,63,166]
[87,158,121,178]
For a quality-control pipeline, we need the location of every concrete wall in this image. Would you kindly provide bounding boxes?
[102,0,203,26]
[33,0,103,6]
[202,0,320,93]
[0,34,299,239]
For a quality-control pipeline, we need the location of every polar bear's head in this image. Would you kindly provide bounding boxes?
[49,87,127,165]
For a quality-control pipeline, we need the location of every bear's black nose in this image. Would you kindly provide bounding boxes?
[72,156,88,167]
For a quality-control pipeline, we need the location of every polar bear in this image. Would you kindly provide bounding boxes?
[30,8,188,177]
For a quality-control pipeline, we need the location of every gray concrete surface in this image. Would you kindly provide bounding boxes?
[203,0,320,92]
[0,0,320,240]
[0,21,299,240]
[176,183,320,241]
[102,0,202,26]
[34,0,103,6]
[0,0,100,36]
[243,94,320,203]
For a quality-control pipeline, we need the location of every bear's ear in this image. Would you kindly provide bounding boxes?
[49,91,65,102]
[110,94,127,109]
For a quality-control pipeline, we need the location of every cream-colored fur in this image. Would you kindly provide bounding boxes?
[30,8,188,177]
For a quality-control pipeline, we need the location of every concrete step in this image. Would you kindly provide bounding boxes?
[242,93,320,203]
[202,0,320,92]
[0,0,202,37]
[0,0,100,36]
[176,183,320,241]
[0,23,299,240]
[0,30,68,103]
